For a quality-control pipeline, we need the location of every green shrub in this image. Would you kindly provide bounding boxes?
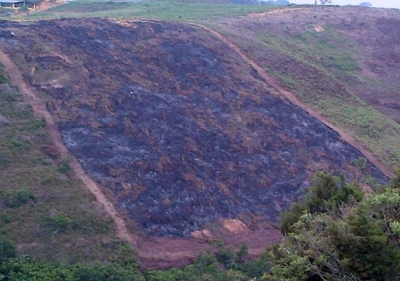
[0,236,17,264]
[279,171,363,234]
[268,170,400,281]
[52,212,72,230]
[0,189,35,209]
[0,67,7,84]
[0,257,145,281]
[57,159,72,174]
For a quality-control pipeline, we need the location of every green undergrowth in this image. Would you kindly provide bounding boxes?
[0,77,130,264]
[265,29,400,167]
[18,0,278,21]
[285,26,361,73]
[2,169,400,280]
[0,236,272,280]
[313,98,400,165]
[0,65,8,84]
[254,26,361,97]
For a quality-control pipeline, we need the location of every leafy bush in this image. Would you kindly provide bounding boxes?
[0,67,7,84]
[52,212,72,231]
[0,258,145,281]
[279,171,363,234]
[0,236,17,264]
[57,159,72,174]
[0,189,35,209]
[268,169,400,281]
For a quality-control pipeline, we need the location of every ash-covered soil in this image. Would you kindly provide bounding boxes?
[0,19,386,238]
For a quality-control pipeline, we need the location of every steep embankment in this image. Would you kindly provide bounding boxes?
[0,17,390,268]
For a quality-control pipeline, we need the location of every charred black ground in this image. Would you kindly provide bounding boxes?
[0,19,386,237]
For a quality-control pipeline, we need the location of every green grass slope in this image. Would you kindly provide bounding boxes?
[208,6,400,168]
[13,0,279,21]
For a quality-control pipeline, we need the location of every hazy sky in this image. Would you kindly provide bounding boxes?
[289,0,400,9]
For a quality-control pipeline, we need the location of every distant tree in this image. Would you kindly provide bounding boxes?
[319,0,332,4]
[230,0,259,4]
[359,2,372,7]
[261,0,276,4]
[275,0,290,5]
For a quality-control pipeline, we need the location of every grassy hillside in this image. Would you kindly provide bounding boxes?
[11,0,279,21]
[208,7,400,168]
[0,64,132,264]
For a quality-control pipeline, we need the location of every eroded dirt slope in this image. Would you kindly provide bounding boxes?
[0,19,387,241]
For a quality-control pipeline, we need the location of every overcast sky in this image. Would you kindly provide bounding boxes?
[289,0,400,9]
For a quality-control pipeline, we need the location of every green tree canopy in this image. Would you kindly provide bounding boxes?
[267,169,400,281]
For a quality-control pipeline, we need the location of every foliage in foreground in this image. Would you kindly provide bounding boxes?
[146,245,272,281]
[0,240,272,281]
[1,167,400,280]
[0,256,144,281]
[267,168,400,281]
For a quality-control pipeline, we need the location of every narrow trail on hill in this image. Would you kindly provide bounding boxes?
[247,7,311,17]
[194,24,394,178]
[0,50,138,249]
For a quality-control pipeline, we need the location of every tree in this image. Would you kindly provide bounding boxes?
[319,0,332,4]
[359,2,372,7]
[275,0,290,5]
[267,171,400,281]
[0,236,17,264]
[279,172,363,234]
[261,0,275,4]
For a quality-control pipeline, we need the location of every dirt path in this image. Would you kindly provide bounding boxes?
[247,7,311,18]
[194,24,395,178]
[0,50,138,249]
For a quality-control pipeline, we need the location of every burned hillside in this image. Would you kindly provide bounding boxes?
[0,18,387,238]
